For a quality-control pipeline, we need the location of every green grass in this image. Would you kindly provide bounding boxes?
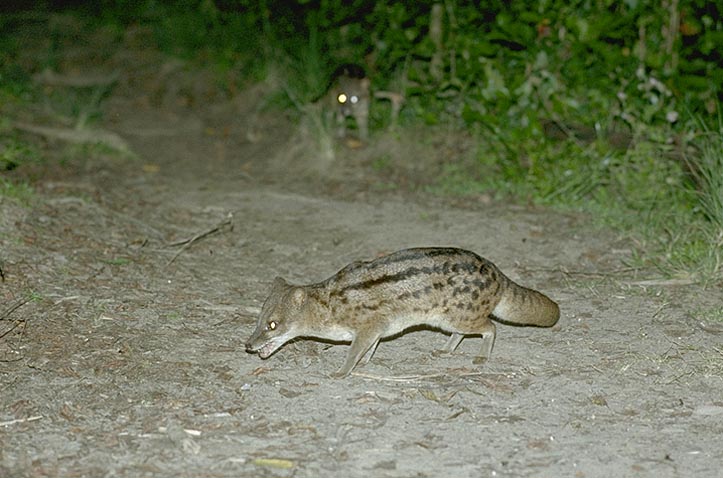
[684,123,723,281]
[102,257,132,266]
[0,137,42,171]
[0,177,34,205]
[700,306,723,324]
[431,124,723,282]
[691,122,723,232]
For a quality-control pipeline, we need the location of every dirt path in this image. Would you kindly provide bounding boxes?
[1,29,723,478]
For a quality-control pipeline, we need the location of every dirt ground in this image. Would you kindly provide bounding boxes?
[1,19,722,478]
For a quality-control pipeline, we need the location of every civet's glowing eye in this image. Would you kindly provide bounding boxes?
[268,321,277,330]
[350,95,359,104]
[337,93,347,104]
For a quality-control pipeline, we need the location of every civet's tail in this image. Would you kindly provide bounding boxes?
[492,273,560,327]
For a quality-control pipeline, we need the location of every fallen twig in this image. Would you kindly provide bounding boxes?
[13,121,131,154]
[165,213,233,266]
[0,416,43,427]
[697,321,723,335]
[625,278,696,287]
[33,68,120,88]
[0,297,30,341]
[350,370,484,382]
[521,266,640,278]
[0,319,25,340]
[523,266,700,286]
[1,297,29,321]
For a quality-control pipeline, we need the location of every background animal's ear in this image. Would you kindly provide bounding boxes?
[291,287,306,306]
[361,77,371,89]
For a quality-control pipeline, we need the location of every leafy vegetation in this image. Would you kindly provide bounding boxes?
[1,0,721,281]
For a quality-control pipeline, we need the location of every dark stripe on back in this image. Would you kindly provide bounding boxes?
[329,247,493,295]
[363,247,479,271]
[336,266,430,293]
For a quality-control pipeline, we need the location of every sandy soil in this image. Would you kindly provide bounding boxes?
[1,19,722,478]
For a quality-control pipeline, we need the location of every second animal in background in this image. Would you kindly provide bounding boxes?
[327,64,370,141]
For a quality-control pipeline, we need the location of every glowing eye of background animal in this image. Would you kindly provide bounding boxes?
[268,321,277,330]
[350,95,359,104]
[337,93,348,104]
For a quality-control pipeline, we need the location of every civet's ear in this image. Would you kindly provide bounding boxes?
[271,276,289,291]
[291,287,307,306]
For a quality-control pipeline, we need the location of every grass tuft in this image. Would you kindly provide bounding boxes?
[690,123,723,232]
[0,177,34,205]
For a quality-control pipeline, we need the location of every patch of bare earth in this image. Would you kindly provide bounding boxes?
[1,19,722,478]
